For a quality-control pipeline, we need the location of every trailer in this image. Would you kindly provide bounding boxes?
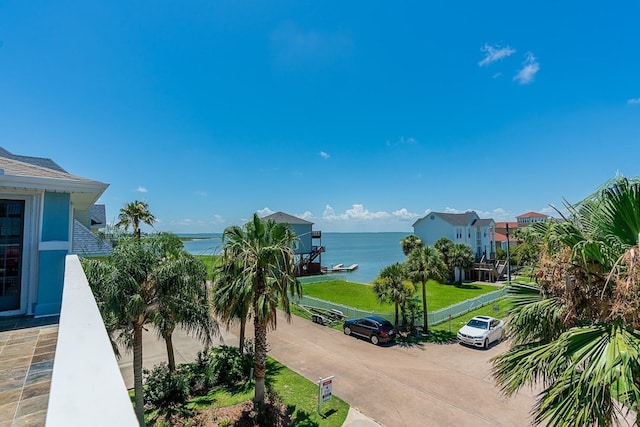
[296,304,346,326]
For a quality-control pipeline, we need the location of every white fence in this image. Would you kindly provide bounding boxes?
[296,285,508,326]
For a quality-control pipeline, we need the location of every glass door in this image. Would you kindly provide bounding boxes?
[0,200,25,312]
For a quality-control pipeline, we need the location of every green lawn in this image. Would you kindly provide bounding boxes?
[431,297,514,333]
[194,254,220,280]
[140,358,349,426]
[302,280,501,312]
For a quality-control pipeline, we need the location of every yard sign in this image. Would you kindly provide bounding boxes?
[317,375,334,414]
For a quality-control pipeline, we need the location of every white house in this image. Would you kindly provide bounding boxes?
[412,211,496,260]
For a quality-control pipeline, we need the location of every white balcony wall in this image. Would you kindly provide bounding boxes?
[47,255,137,426]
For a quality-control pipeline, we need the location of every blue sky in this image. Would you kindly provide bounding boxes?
[2,1,639,233]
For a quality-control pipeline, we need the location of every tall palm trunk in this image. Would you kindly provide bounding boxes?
[133,323,145,426]
[253,316,268,404]
[163,328,176,371]
[421,280,429,333]
[239,317,246,355]
[253,273,267,405]
[394,302,399,331]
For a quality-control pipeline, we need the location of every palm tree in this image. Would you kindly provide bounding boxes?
[83,233,216,425]
[406,245,447,333]
[449,243,474,284]
[400,235,422,256]
[220,213,301,405]
[372,263,414,330]
[212,259,252,354]
[116,200,156,238]
[492,176,640,426]
[434,237,455,281]
[150,233,218,371]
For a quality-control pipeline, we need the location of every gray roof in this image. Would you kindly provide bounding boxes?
[473,218,495,226]
[72,220,113,256]
[91,205,107,227]
[433,211,479,226]
[0,155,96,183]
[262,211,313,225]
[0,147,68,173]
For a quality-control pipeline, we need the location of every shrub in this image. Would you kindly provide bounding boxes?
[210,344,254,387]
[143,363,190,413]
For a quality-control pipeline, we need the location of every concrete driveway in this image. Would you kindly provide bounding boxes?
[245,315,538,427]
[119,315,539,427]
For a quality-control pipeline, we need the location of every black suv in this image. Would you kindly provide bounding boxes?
[343,315,396,345]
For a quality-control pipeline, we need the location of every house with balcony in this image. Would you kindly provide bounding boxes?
[412,211,503,281]
[516,211,549,227]
[412,211,496,260]
[0,147,111,317]
[0,147,137,426]
[262,211,325,276]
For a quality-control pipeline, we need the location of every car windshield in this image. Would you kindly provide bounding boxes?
[466,319,489,330]
[380,320,393,328]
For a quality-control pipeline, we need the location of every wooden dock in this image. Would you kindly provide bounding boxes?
[331,263,358,272]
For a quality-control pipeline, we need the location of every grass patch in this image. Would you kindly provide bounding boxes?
[395,297,514,344]
[136,358,349,426]
[267,358,349,426]
[302,280,500,313]
[195,254,220,280]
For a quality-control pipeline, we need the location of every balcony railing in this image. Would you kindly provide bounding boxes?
[46,255,137,426]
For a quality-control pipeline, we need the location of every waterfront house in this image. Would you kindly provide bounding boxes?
[516,211,549,227]
[262,211,325,275]
[412,211,496,261]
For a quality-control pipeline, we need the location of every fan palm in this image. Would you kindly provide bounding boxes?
[220,213,301,405]
[116,200,156,239]
[83,233,217,425]
[372,263,414,330]
[212,259,252,354]
[449,243,474,284]
[400,234,422,256]
[406,245,447,333]
[492,176,640,426]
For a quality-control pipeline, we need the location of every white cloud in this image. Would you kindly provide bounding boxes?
[296,210,315,221]
[257,207,275,217]
[135,186,148,193]
[478,43,516,67]
[627,98,640,105]
[195,191,208,197]
[322,204,390,221]
[392,208,424,220]
[513,52,540,85]
[320,151,330,159]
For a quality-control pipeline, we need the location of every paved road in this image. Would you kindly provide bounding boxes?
[242,314,539,427]
[118,315,539,427]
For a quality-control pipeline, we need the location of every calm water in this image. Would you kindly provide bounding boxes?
[181,232,408,284]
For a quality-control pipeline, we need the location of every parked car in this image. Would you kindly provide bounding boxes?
[457,315,504,349]
[343,315,396,345]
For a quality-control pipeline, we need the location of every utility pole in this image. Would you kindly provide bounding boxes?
[506,223,511,283]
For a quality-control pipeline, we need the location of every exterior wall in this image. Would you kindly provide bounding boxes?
[289,223,312,255]
[74,209,90,229]
[414,214,456,246]
[473,225,495,259]
[35,192,71,316]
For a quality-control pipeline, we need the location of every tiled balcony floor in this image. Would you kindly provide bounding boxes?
[0,316,59,427]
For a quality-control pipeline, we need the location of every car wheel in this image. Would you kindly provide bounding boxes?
[344,326,351,335]
[483,338,489,349]
[370,335,379,345]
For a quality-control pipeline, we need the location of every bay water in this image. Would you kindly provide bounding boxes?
[181,232,409,284]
